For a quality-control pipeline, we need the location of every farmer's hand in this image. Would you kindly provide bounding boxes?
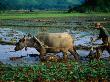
[92,36,99,42]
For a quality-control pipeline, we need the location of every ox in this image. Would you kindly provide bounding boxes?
[14,33,79,61]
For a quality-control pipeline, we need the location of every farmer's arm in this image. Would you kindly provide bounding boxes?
[93,35,101,42]
[94,27,109,42]
[102,27,110,36]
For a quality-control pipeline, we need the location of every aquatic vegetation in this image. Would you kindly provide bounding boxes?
[0,38,3,42]
[0,28,24,44]
[10,38,17,43]
[0,60,110,82]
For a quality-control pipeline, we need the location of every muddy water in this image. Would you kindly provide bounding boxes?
[0,17,110,65]
[0,27,92,65]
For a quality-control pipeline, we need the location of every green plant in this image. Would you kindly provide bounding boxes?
[0,60,110,82]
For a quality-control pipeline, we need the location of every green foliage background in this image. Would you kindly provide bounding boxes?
[0,0,82,10]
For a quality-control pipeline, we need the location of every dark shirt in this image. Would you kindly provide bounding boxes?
[98,27,109,38]
[98,27,110,44]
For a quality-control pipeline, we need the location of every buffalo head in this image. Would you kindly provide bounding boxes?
[14,35,44,51]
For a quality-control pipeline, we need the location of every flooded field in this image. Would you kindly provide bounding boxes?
[0,16,110,65]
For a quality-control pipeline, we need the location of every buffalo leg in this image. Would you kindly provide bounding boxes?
[68,48,80,60]
[39,47,46,61]
[39,53,45,61]
[62,51,68,61]
[73,46,80,60]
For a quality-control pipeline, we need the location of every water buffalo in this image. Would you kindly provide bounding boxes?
[14,32,79,61]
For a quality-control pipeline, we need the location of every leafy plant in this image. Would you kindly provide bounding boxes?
[0,60,110,82]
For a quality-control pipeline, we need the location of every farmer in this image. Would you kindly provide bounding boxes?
[93,22,110,54]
